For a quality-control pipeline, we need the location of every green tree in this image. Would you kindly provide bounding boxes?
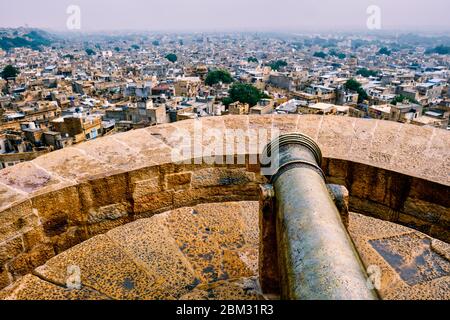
[425,45,450,55]
[1,65,20,79]
[165,53,178,63]
[222,97,234,106]
[63,54,75,60]
[378,47,392,56]
[345,79,368,104]
[152,40,160,46]
[131,44,140,50]
[205,69,233,86]
[313,51,327,59]
[268,60,287,71]
[391,95,420,105]
[356,68,379,77]
[228,83,268,107]
[247,57,258,63]
[85,48,96,56]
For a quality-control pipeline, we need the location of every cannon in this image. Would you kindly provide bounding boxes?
[259,133,378,300]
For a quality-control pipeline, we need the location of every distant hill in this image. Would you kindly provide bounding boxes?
[0,28,53,51]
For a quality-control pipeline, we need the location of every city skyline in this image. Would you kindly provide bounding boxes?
[1,0,450,33]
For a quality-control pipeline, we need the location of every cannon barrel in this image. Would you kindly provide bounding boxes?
[260,133,378,300]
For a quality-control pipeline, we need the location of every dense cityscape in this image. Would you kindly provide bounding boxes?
[1,29,449,168]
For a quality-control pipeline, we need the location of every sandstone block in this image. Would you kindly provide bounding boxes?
[164,172,192,191]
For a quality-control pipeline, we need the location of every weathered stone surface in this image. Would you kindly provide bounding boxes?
[370,233,450,286]
[165,172,192,191]
[0,184,28,213]
[391,124,435,174]
[87,203,129,224]
[7,243,55,279]
[22,226,46,252]
[86,216,132,238]
[107,215,198,299]
[132,177,160,196]
[349,118,377,164]
[74,135,140,170]
[272,115,299,133]
[296,115,323,141]
[17,202,260,300]
[348,212,450,300]
[0,236,24,266]
[0,201,34,243]
[52,226,88,254]
[163,202,259,283]
[32,147,119,183]
[0,269,11,290]
[318,116,355,159]
[1,202,450,300]
[173,185,258,208]
[0,274,109,300]
[0,162,64,195]
[133,191,173,215]
[34,235,169,300]
[180,277,264,300]
[191,168,255,188]
[31,186,81,228]
[403,198,447,225]
[367,119,402,168]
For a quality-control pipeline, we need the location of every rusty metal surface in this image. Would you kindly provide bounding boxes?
[261,133,378,300]
[258,184,280,296]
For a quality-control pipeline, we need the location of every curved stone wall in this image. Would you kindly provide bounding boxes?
[0,115,449,289]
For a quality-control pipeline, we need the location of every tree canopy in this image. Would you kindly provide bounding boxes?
[391,94,420,105]
[1,65,20,79]
[205,69,233,86]
[247,57,258,63]
[228,83,268,107]
[344,79,368,104]
[268,60,287,71]
[222,97,234,106]
[313,51,327,59]
[165,53,178,63]
[425,45,450,55]
[356,68,379,78]
[85,48,96,56]
[329,50,346,59]
[378,47,392,56]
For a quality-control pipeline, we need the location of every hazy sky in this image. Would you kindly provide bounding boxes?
[1,0,450,32]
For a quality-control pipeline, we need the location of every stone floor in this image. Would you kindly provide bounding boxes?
[0,201,448,300]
